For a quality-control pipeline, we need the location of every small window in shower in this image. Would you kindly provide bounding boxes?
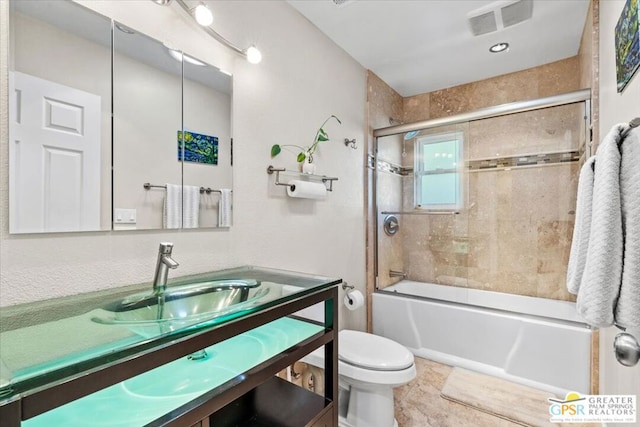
[414,131,463,210]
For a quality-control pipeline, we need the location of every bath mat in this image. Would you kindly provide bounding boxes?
[440,368,555,427]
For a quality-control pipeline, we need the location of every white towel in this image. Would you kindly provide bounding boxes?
[566,156,596,295]
[218,189,232,227]
[182,185,200,229]
[616,126,640,328]
[575,124,625,327]
[163,184,182,229]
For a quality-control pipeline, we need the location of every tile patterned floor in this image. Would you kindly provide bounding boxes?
[287,356,598,426]
[394,357,522,427]
[394,357,599,427]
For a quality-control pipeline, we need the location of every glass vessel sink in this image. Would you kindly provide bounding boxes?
[92,279,270,337]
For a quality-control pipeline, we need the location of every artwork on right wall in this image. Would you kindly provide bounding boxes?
[615,0,640,93]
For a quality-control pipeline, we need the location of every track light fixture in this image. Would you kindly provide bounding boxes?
[194,4,213,26]
[153,0,262,64]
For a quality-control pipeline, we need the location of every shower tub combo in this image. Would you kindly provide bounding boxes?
[371,89,593,398]
[372,281,592,397]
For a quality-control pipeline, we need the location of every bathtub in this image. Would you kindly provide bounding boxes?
[372,280,592,396]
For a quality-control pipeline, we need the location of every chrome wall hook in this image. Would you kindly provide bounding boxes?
[344,138,357,149]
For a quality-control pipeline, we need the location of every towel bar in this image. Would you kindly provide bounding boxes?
[143,183,231,195]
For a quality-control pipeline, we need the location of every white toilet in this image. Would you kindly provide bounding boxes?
[301,329,416,427]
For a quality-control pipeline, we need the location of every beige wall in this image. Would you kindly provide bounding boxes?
[597,0,640,419]
[0,1,368,332]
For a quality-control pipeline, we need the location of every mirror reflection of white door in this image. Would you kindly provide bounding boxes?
[9,71,101,233]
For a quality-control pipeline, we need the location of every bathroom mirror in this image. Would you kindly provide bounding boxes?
[8,0,112,233]
[9,0,234,233]
[182,57,233,228]
[112,23,183,231]
[112,25,233,230]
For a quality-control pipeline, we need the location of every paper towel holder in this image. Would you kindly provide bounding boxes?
[267,165,338,192]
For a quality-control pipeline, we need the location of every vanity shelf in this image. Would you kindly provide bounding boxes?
[0,267,340,427]
[210,376,332,427]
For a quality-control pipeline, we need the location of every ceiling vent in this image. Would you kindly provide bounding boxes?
[500,0,533,28]
[469,11,498,36]
[467,0,533,36]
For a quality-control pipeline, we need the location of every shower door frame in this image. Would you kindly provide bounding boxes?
[371,88,592,289]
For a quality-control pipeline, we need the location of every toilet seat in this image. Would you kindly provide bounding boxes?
[299,329,416,427]
[301,329,416,386]
[339,358,416,387]
[339,330,414,371]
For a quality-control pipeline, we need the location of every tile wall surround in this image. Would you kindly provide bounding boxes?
[369,23,594,302]
[404,57,582,124]
[366,72,404,306]
[580,0,599,147]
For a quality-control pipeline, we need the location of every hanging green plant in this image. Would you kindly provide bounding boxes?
[270,115,342,163]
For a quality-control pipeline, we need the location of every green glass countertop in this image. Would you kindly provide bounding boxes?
[0,266,339,400]
[23,317,324,427]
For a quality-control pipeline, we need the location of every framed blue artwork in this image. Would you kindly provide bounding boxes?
[177,130,218,165]
[615,0,640,93]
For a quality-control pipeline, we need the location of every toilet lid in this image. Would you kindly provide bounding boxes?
[338,330,414,371]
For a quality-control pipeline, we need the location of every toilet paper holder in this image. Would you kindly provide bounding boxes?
[267,165,338,192]
[342,282,354,291]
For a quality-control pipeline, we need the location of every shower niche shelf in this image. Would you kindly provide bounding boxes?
[380,210,459,216]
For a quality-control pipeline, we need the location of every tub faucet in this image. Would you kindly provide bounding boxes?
[389,270,407,279]
[152,242,179,294]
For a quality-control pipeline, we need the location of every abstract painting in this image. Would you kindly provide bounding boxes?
[616,0,640,93]
[178,130,218,165]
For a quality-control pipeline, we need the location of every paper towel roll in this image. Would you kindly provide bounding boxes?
[287,180,327,199]
[344,290,364,311]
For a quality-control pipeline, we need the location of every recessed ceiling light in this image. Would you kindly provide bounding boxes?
[489,42,509,53]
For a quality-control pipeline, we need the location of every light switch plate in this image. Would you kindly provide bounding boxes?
[114,208,137,224]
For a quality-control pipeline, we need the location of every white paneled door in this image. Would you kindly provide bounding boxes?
[9,71,101,233]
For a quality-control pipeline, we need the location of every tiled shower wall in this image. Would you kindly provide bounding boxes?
[371,53,592,301]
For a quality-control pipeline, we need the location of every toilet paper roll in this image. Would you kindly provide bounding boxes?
[287,180,327,199]
[344,290,364,311]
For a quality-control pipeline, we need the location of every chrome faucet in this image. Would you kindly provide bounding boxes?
[389,270,407,279]
[153,242,179,294]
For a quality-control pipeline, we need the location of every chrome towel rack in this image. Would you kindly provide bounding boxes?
[266,165,338,191]
[143,183,230,195]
